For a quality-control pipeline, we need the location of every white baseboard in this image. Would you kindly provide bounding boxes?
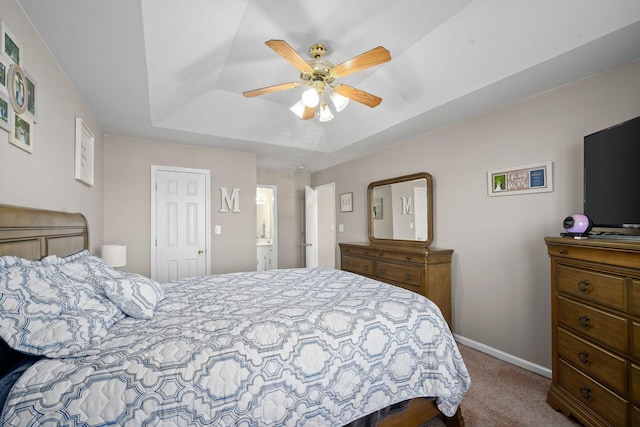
[454,334,552,379]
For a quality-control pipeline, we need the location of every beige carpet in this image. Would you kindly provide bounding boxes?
[422,344,582,427]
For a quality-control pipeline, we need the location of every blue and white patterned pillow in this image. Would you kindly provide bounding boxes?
[0,257,124,358]
[102,274,164,319]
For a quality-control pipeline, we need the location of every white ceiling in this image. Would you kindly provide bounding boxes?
[18,0,640,172]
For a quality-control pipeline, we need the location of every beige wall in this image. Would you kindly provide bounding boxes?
[0,0,104,253]
[257,169,310,268]
[104,135,257,276]
[312,60,640,371]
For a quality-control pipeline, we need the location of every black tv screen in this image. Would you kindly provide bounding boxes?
[584,115,640,229]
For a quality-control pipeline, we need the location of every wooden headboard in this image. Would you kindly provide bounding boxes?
[0,204,88,375]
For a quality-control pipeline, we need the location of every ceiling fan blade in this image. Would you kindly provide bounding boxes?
[335,84,382,108]
[265,39,313,73]
[302,106,316,120]
[332,46,391,78]
[243,82,299,98]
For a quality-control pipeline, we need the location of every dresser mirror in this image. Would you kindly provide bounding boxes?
[368,172,433,247]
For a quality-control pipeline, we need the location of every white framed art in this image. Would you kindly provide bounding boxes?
[488,161,553,197]
[74,117,94,186]
[11,112,32,153]
[0,91,10,132]
[2,22,22,66]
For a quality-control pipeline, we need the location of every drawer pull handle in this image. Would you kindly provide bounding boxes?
[559,249,567,255]
[577,280,590,293]
[578,315,590,328]
[406,273,412,281]
[379,268,385,274]
[578,351,589,364]
[579,386,591,400]
[363,265,369,271]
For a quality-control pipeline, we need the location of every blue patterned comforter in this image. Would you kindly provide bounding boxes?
[1,268,470,426]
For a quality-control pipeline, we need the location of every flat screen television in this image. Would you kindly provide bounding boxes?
[584,115,640,236]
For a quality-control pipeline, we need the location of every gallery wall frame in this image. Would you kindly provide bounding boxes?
[24,71,36,122]
[487,161,553,197]
[11,112,32,153]
[340,192,353,212]
[0,55,8,96]
[0,91,10,132]
[2,22,21,66]
[74,117,94,186]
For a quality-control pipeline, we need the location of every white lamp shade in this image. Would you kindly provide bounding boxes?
[101,245,127,267]
[301,88,320,107]
[289,100,306,118]
[318,104,334,122]
[330,91,350,112]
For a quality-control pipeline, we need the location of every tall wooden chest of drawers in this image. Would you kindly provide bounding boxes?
[339,242,453,327]
[545,237,640,426]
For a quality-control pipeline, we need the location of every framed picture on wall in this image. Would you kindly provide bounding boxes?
[24,72,36,122]
[0,91,10,132]
[340,192,353,212]
[10,112,32,153]
[487,161,553,196]
[0,55,9,96]
[74,117,94,186]
[2,22,22,66]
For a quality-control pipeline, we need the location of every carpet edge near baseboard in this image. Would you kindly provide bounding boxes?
[454,334,551,379]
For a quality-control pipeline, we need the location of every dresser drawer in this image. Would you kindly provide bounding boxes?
[632,364,640,405]
[341,255,373,276]
[558,359,629,427]
[632,322,640,361]
[557,296,628,353]
[632,280,640,317]
[557,327,627,395]
[557,264,626,312]
[375,260,421,287]
[369,248,420,263]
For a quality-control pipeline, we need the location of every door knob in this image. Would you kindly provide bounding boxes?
[198,250,204,255]
[301,243,312,247]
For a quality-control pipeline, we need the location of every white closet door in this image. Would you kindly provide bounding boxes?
[152,167,209,282]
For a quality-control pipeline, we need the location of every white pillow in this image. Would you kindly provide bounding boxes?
[103,274,164,319]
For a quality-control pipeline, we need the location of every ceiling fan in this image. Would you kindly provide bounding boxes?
[243,40,391,122]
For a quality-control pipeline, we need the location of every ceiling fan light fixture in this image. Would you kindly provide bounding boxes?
[301,87,320,107]
[289,100,306,118]
[330,91,349,112]
[318,103,334,122]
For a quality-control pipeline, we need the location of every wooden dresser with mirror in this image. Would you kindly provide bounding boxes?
[339,172,454,327]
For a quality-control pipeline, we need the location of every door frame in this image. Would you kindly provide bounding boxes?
[150,165,211,280]
[305,182,336,268]
[257,185,278,270]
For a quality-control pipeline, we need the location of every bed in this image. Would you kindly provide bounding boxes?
[0,204,470,426]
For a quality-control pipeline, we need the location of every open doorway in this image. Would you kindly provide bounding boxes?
[305,183,336,268]
[256,185,277,271]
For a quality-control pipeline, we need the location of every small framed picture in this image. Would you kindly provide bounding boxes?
[0,55,9,96]
[10,112,32,153]
[24,72,36,122]
[340,192,353,212]
[0,91,10,132]
[74,117,94,186]
[2,22,21,66]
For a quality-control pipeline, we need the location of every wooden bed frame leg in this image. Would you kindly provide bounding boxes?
[443,407,464,427]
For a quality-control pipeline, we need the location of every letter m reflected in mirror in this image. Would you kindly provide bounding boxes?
[219,187,240,213]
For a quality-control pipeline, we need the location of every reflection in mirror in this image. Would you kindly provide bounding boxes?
[368,172,433,247]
